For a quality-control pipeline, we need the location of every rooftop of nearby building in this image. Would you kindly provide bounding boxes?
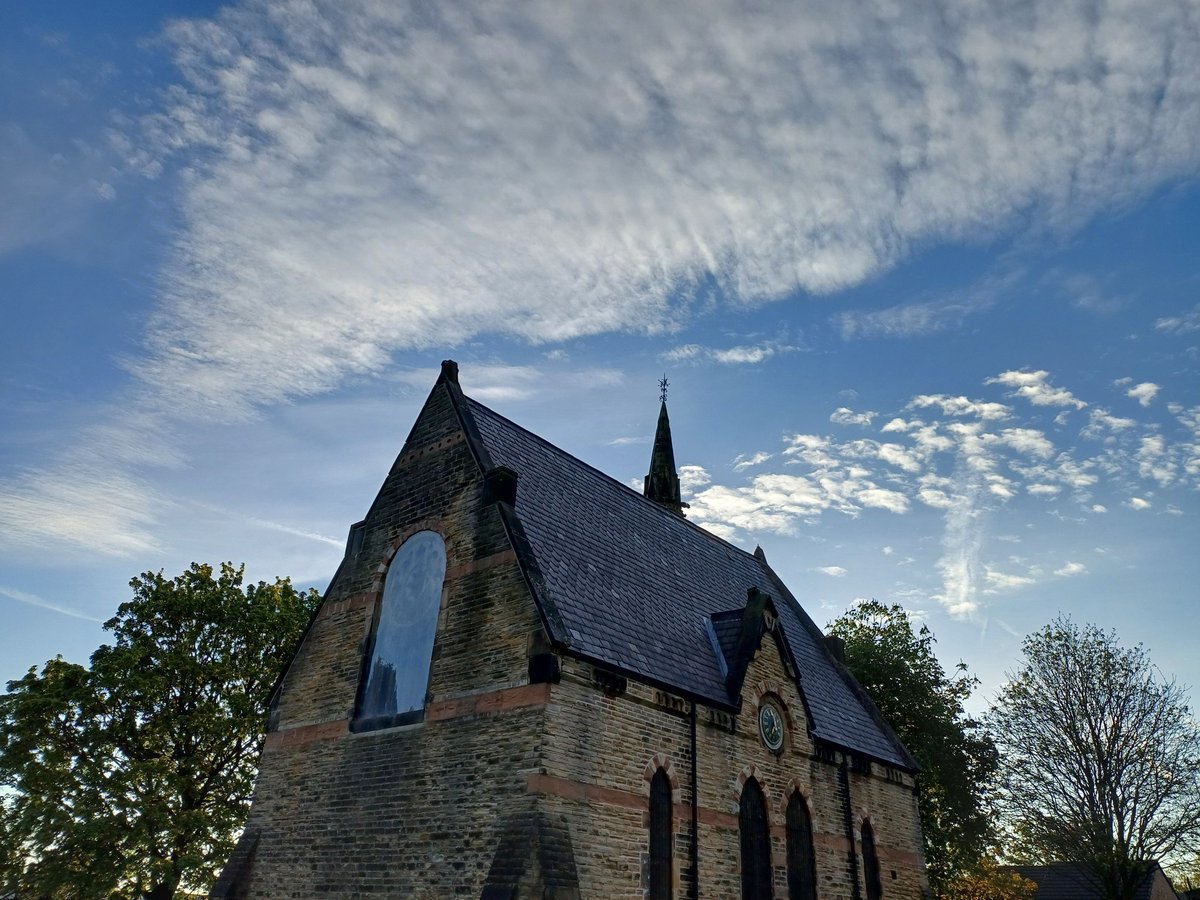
[1005,862,1181,900]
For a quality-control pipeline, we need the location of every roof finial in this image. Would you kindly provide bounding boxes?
[659,374,669,404]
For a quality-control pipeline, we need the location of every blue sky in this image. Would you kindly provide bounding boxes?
[2,0,1198,711]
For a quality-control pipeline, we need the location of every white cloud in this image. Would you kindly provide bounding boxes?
[1027,483,1061,496]
[1126,382,1160,407]
[1128,497,1152,510]
[678,464,712,493]
[909,395,1010,420]
[663,344,703,362]
[987,370,1086,409]
[129,0,1200,420]
[858,487,910,514]
[877,443,922,473]
[997,428,1055,458]
[814,566,848,577]
[830,407,876,427]
[1054,561,1087,577]
[1137,435,1176,485]
[1083,408,1138,436]
[836,268,1019,340]
[733,451,772,471]
[837,296,983,340]
[666,338,801,365]
[9,0,1200,556]
[984,566,1037,592]
[1155,304,1200,334]
[0,585,105,624]
[0,461,165,557]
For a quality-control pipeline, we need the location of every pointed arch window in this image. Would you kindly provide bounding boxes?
[740,777,773,899]
[861,819,883,900]
[352,530,447,731]
[649,768,673,899]
[786,793,817,900]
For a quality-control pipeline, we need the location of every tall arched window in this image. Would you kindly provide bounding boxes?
[740,777,773,899]
[861,819,883,900]
[352,530,446,731]
[786,793,817,900]
[649,768,673,899]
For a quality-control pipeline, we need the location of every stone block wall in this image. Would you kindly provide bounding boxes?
[535,628,929,900]
[230,382,554,896]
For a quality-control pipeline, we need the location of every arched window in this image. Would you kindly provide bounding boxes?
[352,530,447,730]
[740,777,773,899]
[649,768,673,899]
[786,793,817,900]
[861,819,882,900]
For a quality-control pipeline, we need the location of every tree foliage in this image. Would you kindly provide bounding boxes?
[990,616,1200,900]
[942,858,1038,900]
[0,562,319,900]
[829,600,998,898]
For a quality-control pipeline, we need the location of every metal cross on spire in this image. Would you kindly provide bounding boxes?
[658,374,669,404]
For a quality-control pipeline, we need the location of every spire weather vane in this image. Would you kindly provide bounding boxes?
[658,375,669,404]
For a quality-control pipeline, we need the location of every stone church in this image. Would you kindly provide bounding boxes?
[212,361,928,899]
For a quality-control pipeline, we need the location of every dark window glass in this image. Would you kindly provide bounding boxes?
[354,530,446,729]
[861,819,883,900]
[786,793,818,900]
[649,769,673,899]
[740,777,773,899]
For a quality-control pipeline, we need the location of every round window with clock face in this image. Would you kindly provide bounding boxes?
[758,699,786,752]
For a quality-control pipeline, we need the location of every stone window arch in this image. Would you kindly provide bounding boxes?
[861,818,883,900]
[648,767,673,899]
[740,776,773,899]
[786,791,817,900]
[352,530,447,730]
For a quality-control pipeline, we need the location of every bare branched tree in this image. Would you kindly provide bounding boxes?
[990,616,1200,900]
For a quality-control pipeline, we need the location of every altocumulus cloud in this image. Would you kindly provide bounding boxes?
[685,370,1200,618]
[3,0,1200,555]
[134,0,1200,415]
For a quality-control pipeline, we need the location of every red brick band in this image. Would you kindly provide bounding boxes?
[527,772,850,849]
[264,719,347,751]
[444,548,518,582]
[426,682,550,721]
[316,592,377,621]
[265,683,550,752]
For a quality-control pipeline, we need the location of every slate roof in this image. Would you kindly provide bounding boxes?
[1005,863,1179,900]
[453,384,915,770]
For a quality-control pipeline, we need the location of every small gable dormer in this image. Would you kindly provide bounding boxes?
[707,587,804,710]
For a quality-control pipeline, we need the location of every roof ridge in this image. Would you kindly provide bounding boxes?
[463,394,766,566]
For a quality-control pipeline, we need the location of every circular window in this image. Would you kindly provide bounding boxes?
[758,698,786,752]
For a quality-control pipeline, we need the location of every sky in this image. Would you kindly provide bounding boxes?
[1,0,1198,713]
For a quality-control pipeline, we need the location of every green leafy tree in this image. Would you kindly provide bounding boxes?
[829,600,998,898]
[989,617,1200,900]
[0,562,319,900]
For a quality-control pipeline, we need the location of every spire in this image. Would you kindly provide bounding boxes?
[643,377,688,517]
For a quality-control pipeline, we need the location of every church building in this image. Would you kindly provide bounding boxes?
[212,361,928,899]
